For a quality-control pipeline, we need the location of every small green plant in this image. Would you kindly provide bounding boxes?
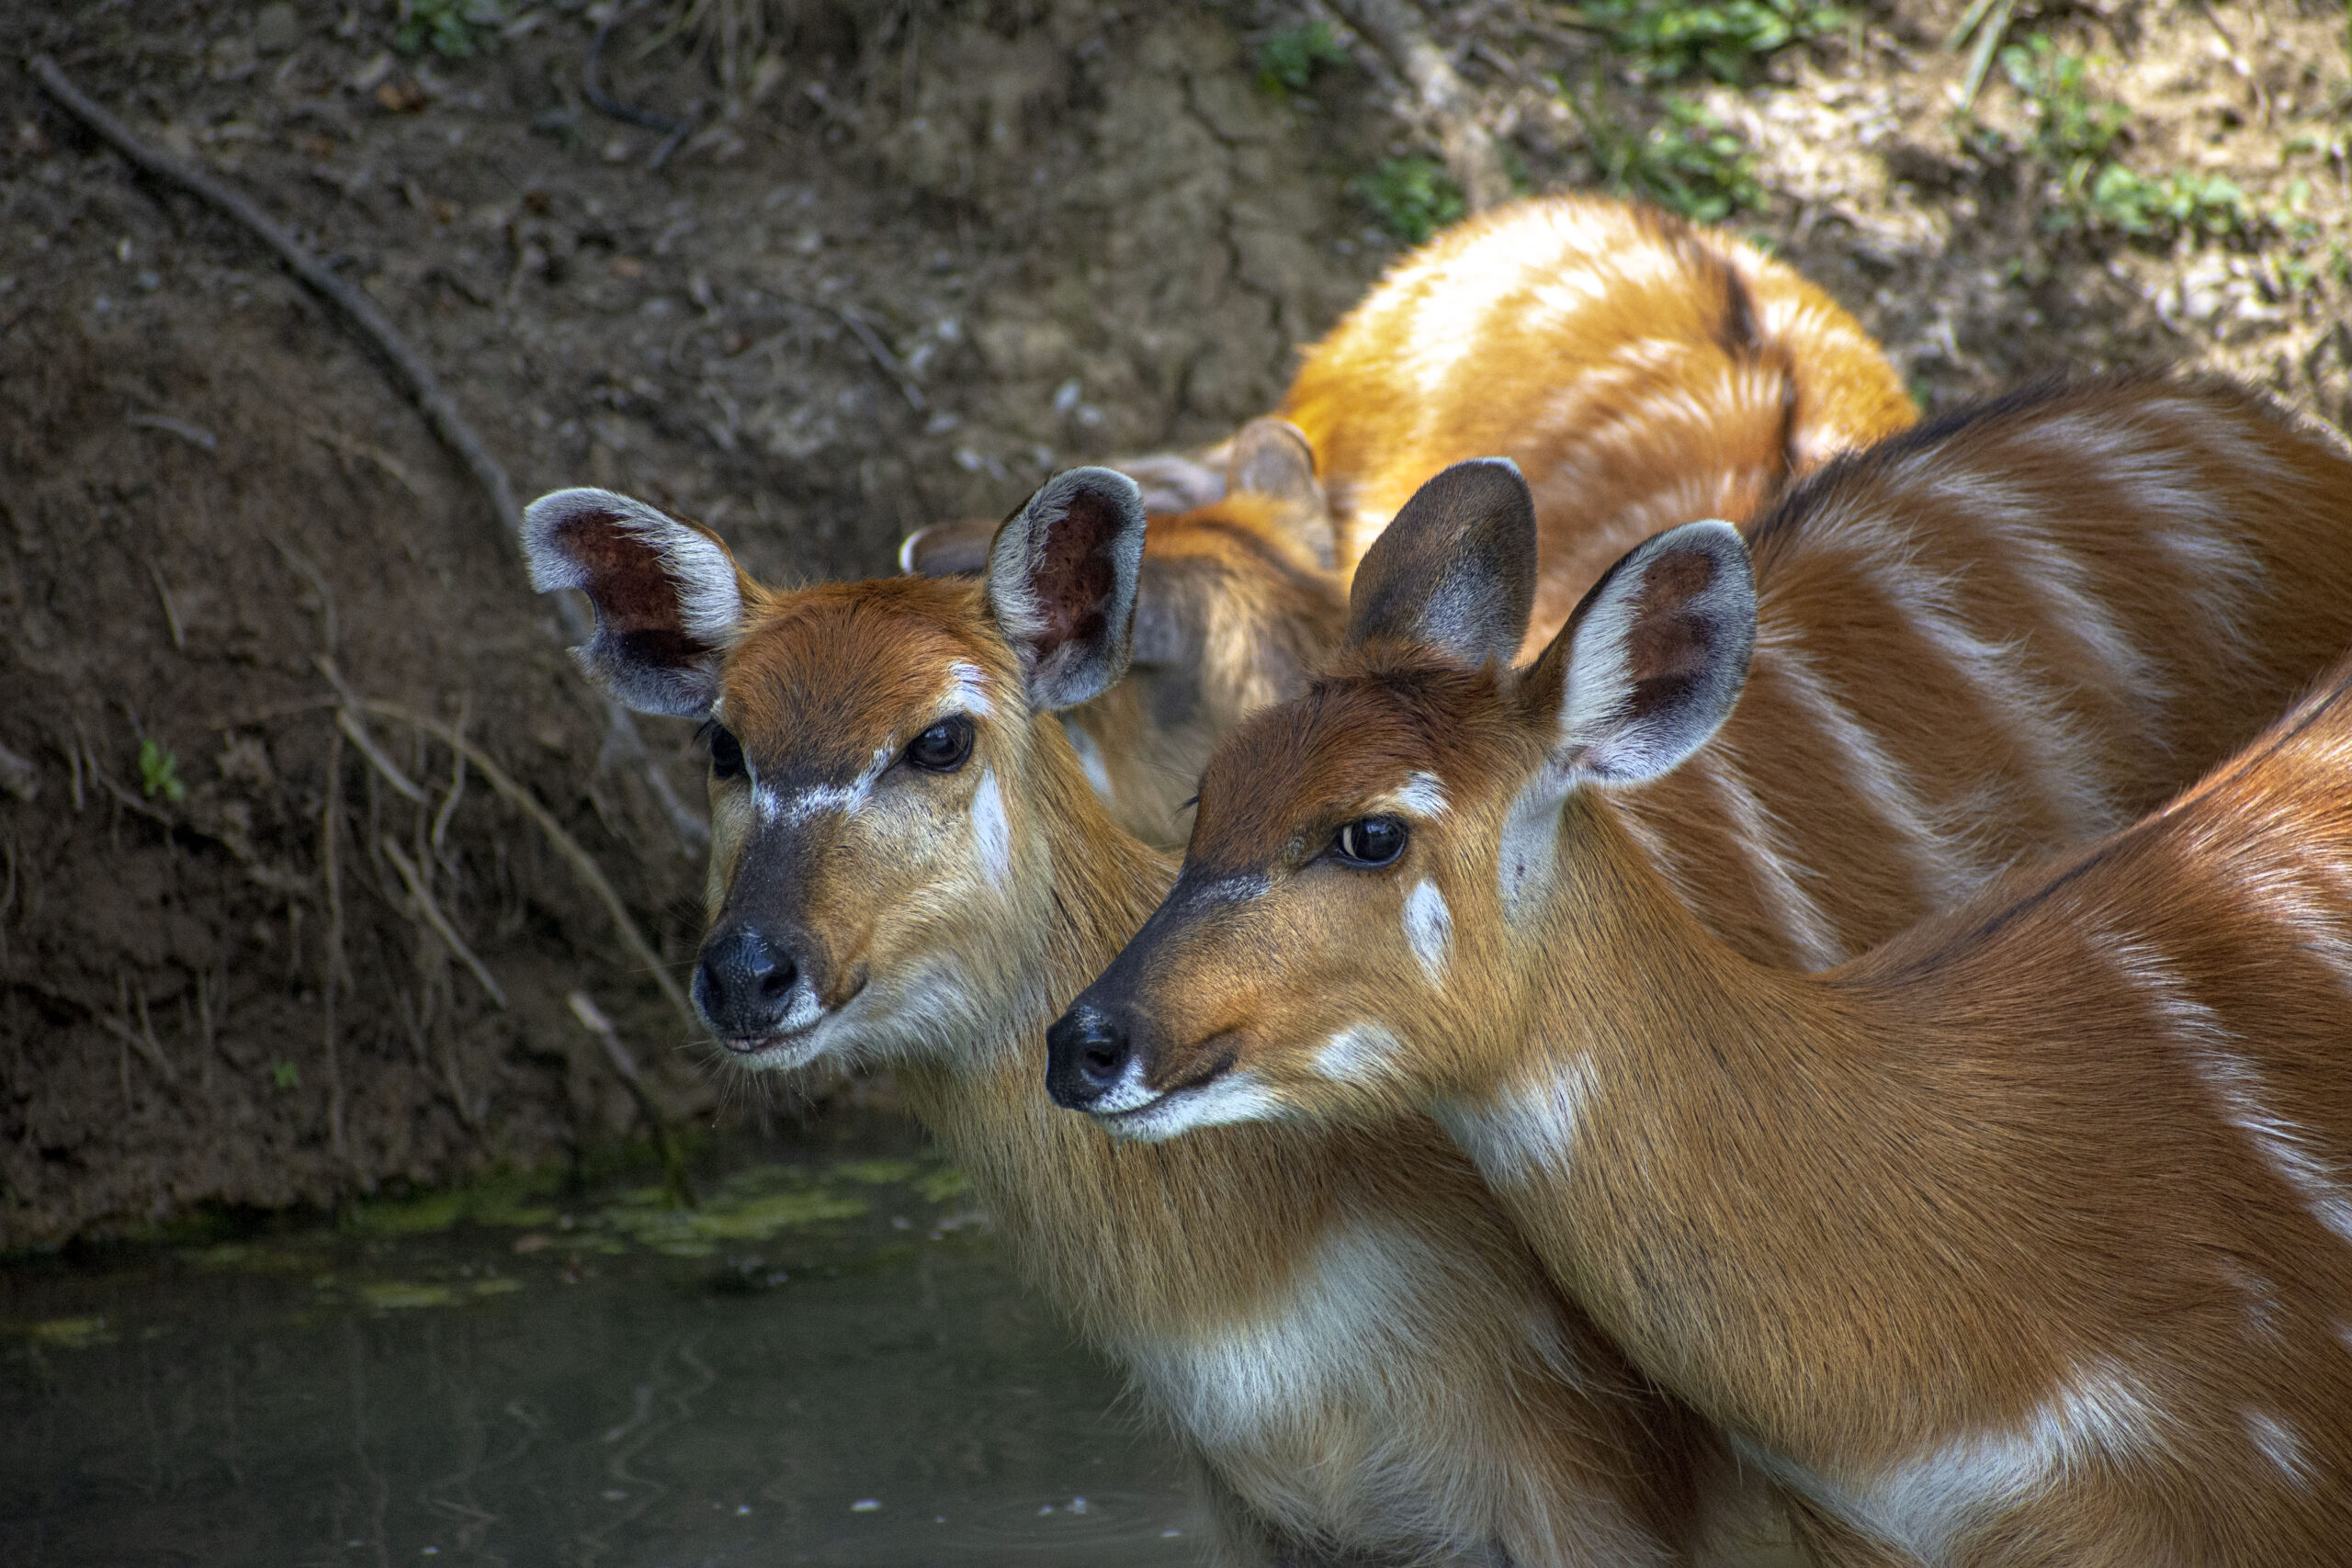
[1576,0,1845,83]
[138,739,186,803]
[1991,35,2270,244]
[1257,21,1349,96]
[271,1060,301,1091]
[1582,91,1766,224]
[1352,157,1467,245]
[394,0,506,59]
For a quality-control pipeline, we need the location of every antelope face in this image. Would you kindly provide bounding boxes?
[1049,459,1757,1138]
[692,578,1039,1070]
[899,418,1343,851]
[526,466,1152,1076]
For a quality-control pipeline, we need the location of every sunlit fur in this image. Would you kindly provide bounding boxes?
[1080,391,2352,1557]
[1035,195,1917,849]
[1280,194,1917,653]
[697,572,1807,1565]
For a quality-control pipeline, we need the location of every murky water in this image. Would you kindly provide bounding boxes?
[1,1118,1203,1566]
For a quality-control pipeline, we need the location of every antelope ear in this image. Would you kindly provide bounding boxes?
[986,467,1148,712]
[1344,458,1535,668]
[1114,450,1228,516]
[1225,417,1334,570]
[1533,519,1754,787]
[898,517,998,577]
[523,488,744,717]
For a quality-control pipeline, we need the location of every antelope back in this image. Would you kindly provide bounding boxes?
[1281,193,1918,652]
[1051,376,2352,1132]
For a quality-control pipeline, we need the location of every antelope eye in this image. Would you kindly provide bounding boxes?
[1333,815,1408,868]
[906,716,975,773]
[707,724,746,781]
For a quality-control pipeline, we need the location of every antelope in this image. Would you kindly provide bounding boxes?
[901,194,1917,847]
[521,475,1817,1568]
[1050,383,2352,1559]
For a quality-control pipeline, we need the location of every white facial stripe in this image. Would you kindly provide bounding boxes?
[946,661,995,718]
[972,769,1012,888]
[1371,771,1449,819]
[1316,1022,1405,1081]
[1190,873,1272,907]
[752,746,893,827]
[1101,1071,1288,1142]
[1434,1055,1601,1187]
[1403,880,1452,983]
[1060,716,1116,804]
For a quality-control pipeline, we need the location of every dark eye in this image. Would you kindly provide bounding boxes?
[706,724,746,781]
[906,716,975,773]
[1333,815,1407,868]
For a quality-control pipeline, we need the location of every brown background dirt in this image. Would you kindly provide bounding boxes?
[2,0,2346,1247]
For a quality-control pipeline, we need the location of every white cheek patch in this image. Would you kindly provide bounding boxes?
[971,769,1012,888]
[1402,880,1452,984]
[1103,1071,1288,1142]
[1434,1055,1600,1188]
[1059,716,1116,805]
[1315,1022,1405,1081]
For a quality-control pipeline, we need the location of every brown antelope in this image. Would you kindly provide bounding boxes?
[1048,407,2352,1560]
[522,475,1813,1568]
[901,195,1917,848]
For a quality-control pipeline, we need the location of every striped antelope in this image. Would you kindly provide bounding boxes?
[1045,441,2352,1561]
[521,475,1811,1568]
[901,194,1917,847]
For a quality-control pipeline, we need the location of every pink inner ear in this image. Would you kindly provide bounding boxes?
[560,513,710,665]
[1029,490,1121,653]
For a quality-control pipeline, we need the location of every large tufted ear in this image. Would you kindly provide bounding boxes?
[985,467,1148,713]
[1344,458,1536,669]
[522,488,744,716]
[1530,519,1754,788]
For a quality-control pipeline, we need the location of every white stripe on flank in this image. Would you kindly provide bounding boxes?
[1402,880,1453,984]
[1818,490,2119,841]
[2243,1409,2315,1488]
[1693,744,1845,969]
[2101,928,2352,1249]
[1820,1357,2167,1559]
[1752,632,1982,910]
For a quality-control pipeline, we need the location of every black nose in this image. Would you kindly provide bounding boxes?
[1045,1003,1131,1110]
[694,922,799,1044]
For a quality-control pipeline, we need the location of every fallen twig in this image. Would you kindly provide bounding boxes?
[32,54,708,853]
[98,974,179,1086]
[584,1,694,169]
[362,698,697,1032]
[380,836,507,1008]
[320,657,428,804]
[1326,0,1512,212]
[570,990,697,1208]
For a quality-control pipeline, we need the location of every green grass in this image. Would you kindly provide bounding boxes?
[1990,34,2284,245]
[1353,157,1467,244]
[137,739,184,803]
[394,0,506,58]
[1574,0,1845,83]
[1257,21,1349,96]
[1575,87,1766,225]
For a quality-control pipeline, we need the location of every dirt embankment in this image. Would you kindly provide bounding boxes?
[2,0,2346,1247]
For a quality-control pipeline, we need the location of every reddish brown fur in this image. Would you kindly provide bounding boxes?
[695,558,1806,1565]
[1280,194,1917,651]
[940,196,1914,848]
